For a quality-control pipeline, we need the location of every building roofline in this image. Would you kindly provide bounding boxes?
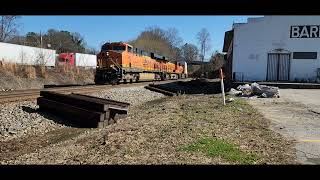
[222,30,234,53]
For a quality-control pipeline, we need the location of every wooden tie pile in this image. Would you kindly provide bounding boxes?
[37,91,130,128]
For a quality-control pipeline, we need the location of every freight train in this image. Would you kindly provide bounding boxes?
[94,42,187,84]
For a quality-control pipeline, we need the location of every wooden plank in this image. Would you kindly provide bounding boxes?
[145,85,176,96]
[109,107,128,114]
[40,91,109,112]
[70,93,130,106]
[149,84,178,93]
[37,97,105,128]
[97,121,105,128]
[69,93,130,110]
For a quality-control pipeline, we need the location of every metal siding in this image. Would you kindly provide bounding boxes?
[232,16,320,82]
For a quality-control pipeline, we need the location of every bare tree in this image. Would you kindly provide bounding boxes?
[129,26,183,61]
[8,35,26,45]
[166,27,183,47]
[197,28,211,62]
[0,16,20,42]
[85,47,99,55]
[181,43,199,62]
[210,50,225,71]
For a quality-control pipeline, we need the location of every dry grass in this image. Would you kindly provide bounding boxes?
[0,61,95,90]
[1,94,297,165]
[24,66,36,79]
[0,61,93,81]
[0,61,37,79]
[52,65,91,83]
[0,61,18,75]
[38,65,47,79]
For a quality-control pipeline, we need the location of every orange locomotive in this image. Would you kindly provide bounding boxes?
[95,42,187,84]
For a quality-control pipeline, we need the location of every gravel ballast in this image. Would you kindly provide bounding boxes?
[88,85,165,106]
[0,101,66,142]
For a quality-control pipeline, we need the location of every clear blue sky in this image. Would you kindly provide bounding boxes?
[19,16,261,58]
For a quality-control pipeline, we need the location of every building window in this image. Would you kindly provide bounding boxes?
[292,52,317,59]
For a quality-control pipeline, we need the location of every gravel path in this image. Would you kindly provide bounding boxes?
[0,86,165,142]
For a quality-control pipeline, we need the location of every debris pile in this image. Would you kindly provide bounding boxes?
[229,83,280,98]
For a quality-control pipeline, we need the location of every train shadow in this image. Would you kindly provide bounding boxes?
[153,79,232,95]
[21,106,37,113]
[21,106,84,128]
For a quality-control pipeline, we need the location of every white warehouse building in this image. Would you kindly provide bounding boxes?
[223,16,320,82]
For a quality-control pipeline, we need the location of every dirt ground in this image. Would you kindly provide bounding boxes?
[0,94,296,165]
[248,89,320,164]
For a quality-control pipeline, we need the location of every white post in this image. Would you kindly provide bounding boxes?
[220,68,226,105]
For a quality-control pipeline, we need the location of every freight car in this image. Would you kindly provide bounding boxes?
[56,53,75,66]
[56,53,97,68]
[94,42,187,84]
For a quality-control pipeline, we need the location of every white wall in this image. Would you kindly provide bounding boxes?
[0,42,56,66]
[232,16,320,82]
[75,53,96,68]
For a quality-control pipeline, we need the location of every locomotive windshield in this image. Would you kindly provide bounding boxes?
[101,44,126,51]
[113,46,126,51]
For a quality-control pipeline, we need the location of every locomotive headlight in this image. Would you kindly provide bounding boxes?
[106,52,109,56]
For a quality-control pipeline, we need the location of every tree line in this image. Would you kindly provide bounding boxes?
[0,16,97,54]
[1,16,224,69]
[127,26,224,71]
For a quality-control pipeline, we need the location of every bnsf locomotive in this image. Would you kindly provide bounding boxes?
[94,42,187,84]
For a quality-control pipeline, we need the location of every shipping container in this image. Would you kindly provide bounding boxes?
[0,42,56,66]
[75,53,97,68]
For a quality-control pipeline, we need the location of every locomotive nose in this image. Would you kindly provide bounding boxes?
[99,51,109,58]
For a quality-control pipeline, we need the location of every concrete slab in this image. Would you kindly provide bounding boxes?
[248,89,320,164]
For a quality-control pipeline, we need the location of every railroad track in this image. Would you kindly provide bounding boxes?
[0,79,188,104]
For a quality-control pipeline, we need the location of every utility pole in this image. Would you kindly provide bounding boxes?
[40,31,43,48]
[40,31,44,65]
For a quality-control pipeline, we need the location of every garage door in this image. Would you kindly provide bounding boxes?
[267,53,290,81]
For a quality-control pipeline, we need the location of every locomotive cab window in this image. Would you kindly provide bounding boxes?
[102,45,126,51]
[112,46,126,51]
[127,46,133,53]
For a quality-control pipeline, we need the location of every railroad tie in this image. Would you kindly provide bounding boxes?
[145,85,176,96]
[37,91,129,128]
